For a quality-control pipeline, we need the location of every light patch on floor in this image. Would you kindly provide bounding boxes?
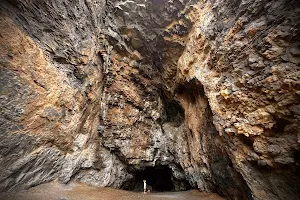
[0,181,224,200]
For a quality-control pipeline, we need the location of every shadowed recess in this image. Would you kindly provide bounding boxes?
[122,166,177,192]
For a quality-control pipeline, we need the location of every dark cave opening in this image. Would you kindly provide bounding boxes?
[122,166,177,192]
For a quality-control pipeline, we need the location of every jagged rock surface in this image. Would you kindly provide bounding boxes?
[0,0,129,191]
[0,0,300,200]
[175,1,300,199]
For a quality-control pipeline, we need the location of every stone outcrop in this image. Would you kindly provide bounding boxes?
[0,0,300,200]
[0,0,122,190]
[175,1,300,199]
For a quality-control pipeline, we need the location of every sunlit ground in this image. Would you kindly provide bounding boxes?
[0,181,224,200]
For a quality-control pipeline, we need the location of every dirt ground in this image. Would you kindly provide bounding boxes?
[0,181,225,200]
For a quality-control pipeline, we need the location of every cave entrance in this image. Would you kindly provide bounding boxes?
[122,165,175,192]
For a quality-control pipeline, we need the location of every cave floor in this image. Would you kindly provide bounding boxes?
[0,181,224,200]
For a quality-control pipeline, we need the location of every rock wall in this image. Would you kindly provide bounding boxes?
[0,0,129,190]
[0,0,300,200]
[175,1,300,199]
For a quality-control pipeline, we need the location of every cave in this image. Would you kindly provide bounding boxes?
[122,166,178,192]
[1,0,300,200]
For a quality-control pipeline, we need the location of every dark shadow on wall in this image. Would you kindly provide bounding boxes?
[163,100,185,127]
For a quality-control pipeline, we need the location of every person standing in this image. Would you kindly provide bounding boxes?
[143,180,147,193]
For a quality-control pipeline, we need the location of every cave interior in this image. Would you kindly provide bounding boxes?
[121,165,191,192]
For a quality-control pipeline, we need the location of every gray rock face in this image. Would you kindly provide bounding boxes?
[0,0,120,191]
[175,0,300,199]
[0,0,300,200]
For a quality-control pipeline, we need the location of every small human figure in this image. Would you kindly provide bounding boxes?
[143,180,152,193]
[143,180,147,193]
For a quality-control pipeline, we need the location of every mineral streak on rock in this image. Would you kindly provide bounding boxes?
[0,0,300,200]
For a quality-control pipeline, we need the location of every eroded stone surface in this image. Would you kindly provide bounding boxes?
[175,1,300,199]
[0,0,300,200]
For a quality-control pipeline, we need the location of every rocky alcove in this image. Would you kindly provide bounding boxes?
[163,99,185,127]
[121,165,186,192]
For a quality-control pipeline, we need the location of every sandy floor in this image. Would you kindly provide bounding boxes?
[0,181,225,200]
